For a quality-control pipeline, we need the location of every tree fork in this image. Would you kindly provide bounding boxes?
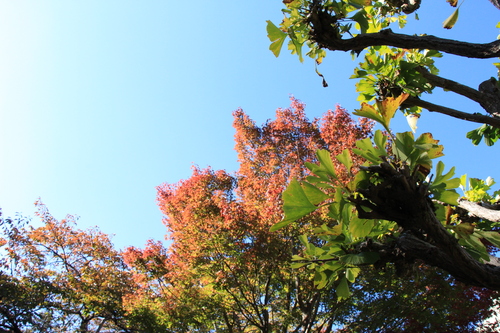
[351,163,500,290]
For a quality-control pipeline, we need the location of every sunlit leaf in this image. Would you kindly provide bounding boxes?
[336,149,354,174]
[443,8,459,29]
[316,149,337,178]
[434,189,460,205]
[271,179,317,231]
[266,20,287,57]
[336,277,351,299]
[415,133,444,159]
[349,218,374,238]
[302,182,329,205]
[353,103,385,128]
[354,94,408,132]
[346,267,361,283]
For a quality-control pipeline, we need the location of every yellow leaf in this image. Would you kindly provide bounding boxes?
[353,103,385,125]
[354,94,408,132]
[455,222,475,236]
[443,8,459,29]
[376,93,409,127]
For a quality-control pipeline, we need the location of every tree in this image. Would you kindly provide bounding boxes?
[333,265,499,332]
[268,0,500,295]
[124,98,497,331]
[0,202,137,333]
[123,98,374,332]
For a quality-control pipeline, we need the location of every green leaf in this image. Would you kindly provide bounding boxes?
[350,9,369,33]
[288,34,304,63]
[340,252,380,265]
[316,150,337,177]
[415,133,444,160]
[483,125,500,146]
[433,189,460,205]
[298,234,309,247]
[356,94,409,132]
[266,20,287,57]
[349,0,372,7]
[349,218,375,238]
[466,127,484,145]
[353,103,385,128]
[291,262,308,269]
[373,130,388,151]
[336,149,353,174]
[302,182,329,205]
[345,267,361,283]
[270,179,317,231]
[305,162,331,182]
[352,135,387,164]
[432,162,460,189]
[443,8,459,29]
[476,230,500,249]
[459,235,489,261]
[393,131,415,161]
[336,277,351,299]
[430,161,460,205]
[314,271,329,289]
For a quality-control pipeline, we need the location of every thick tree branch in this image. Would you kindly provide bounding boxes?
[458,198,500,222]
[351,163,500,290]
[405,96,500,128]
[416,67,500,117]
[397,232,500,280]
[415,67,484,104]
[309,8,500,59]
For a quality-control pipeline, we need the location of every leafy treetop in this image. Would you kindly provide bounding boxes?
[268,0,500,295]
[268,0,500,145]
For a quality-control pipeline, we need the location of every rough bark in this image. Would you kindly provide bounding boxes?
[308,9,500,59]
[458,199,500,223]
[405,96,500,128]
[350,162,500,290]
[414,67,500,119]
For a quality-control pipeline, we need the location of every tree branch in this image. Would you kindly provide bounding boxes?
[415,67,484,103]
[351,162,500,290]
[309,8,500,59]
[458,199,500,222]
[416,67,500,117]
[405,96,500,128]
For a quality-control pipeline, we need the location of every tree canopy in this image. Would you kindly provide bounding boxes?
[267,0,500,295]
[0,202,137,333]
[122,99,498,332]
[3,1,500,332]
[123,99,374,332]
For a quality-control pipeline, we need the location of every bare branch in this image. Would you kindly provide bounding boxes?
[458,199,500,222]
[415,67,484,104]
[405,96,500,128]
[309,10,500,59]
[416,67,500,117]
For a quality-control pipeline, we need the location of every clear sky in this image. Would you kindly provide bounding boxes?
[0,1,499,250]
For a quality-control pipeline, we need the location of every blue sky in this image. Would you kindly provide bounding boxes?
[1,1,499,250]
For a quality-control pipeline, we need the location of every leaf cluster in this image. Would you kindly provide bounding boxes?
[270,95,500,297]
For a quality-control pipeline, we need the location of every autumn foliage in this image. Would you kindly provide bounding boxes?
[1,98,498,332]
[123,98,375,331]
[0,201,136,332]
